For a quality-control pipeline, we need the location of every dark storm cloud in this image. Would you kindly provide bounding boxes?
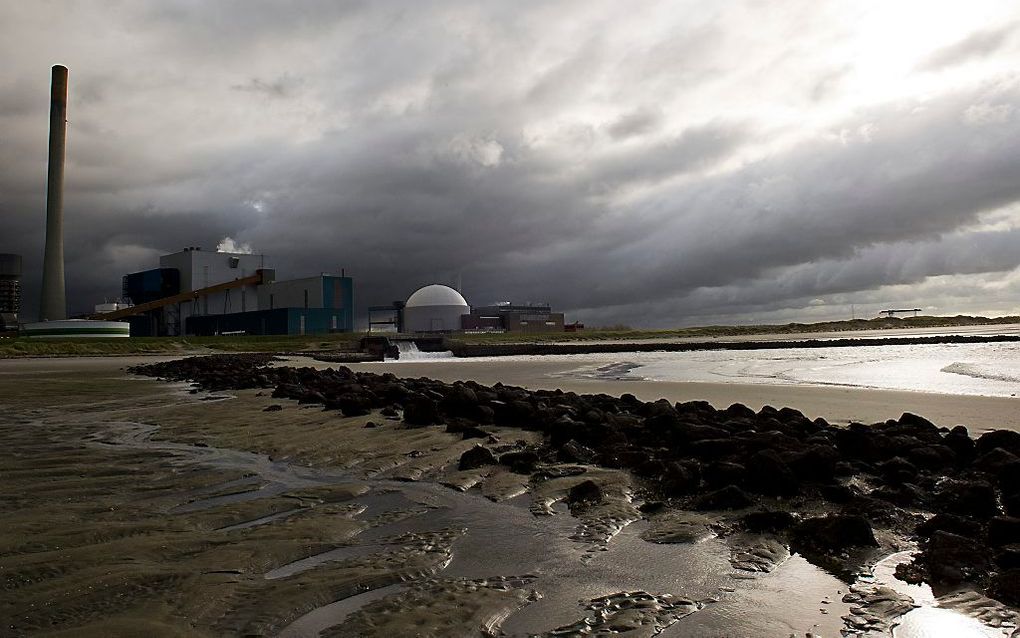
[585,121,750,191]
[919,25,1013,71]
[3,2,1020,325]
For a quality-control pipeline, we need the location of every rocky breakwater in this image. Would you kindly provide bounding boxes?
[131,354,1020,609]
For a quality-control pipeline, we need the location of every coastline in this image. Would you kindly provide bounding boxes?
[4,353,1020,636]
[340,357,1020,433]
[4,352,1017,432]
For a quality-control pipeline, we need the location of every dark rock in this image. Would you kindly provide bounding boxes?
[633,458,668,478]
[921,531,991,584]
[559,439,598,464]
[999,460,1020,495]
[916,513,982,539]
[263,404,283,412]
[778,406,807,422]
[871,483,924,507]
[791,514,877,552]
[723,403,756,420]
[499,450,540,474]
[788,445,840,483]
[694,485,752,511]
[989,568,1020,606]
[988,516,1020,547]
[567,479,603,505]
[442,384,479,417]
[943,426,975,461]
[403,395,442,426]
[380,406,399,417]
[975,448,1020,475]
[678,423,731,443]
[743,510,796,533]
[662,461,699,496]
[906,444,956,470]
[843,495,903,524]
[878,457,918,485]
[459,445,496,471]
[461,426,489,440]
[689,438,746,461]
[994,546,1020,569]
[1006,493,1020,517]
[835,427,881,463]
[821,484,854,504]
[899,412,936,431]
[744,449,799,496]
[473,404,496,424]
[702,461,746,488]
[977,430,1020,456]
[935,479,999,519]
[638,501,665,514]
[337,393,371,417]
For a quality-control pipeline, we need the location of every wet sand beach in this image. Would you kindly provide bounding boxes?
[2,354,1019,637]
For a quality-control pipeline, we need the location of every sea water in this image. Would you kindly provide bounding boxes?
[559,341,1020,398]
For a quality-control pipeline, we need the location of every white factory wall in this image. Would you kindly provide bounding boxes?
[159,249,264,329]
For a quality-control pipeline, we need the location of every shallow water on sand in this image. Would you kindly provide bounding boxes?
[549,341,1020,398]
[89,420,1020,638]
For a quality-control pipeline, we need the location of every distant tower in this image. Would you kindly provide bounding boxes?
[40,65,68,320]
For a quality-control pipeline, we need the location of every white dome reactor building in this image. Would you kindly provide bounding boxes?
[403,284,468,333]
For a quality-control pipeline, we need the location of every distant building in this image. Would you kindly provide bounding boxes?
[117,247,352,336]
[0,253,21,331]
[462,302,565,334]
[402,284,469,333]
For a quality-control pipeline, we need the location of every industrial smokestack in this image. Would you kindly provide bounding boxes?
[40,64,68,321]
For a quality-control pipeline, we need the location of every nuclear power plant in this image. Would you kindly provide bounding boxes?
[370,284,569,335]
[6,65,575,339]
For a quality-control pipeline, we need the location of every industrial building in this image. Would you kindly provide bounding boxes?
[370,284,569,335]
[110,247,353,337]
[402,284,470,332]
[0,254,22,331]
[461,302,565,333]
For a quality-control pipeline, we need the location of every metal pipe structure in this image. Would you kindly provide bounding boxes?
[40,64,68,321]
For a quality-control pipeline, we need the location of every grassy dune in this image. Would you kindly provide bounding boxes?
[0,333,362,358]
[2,315,1018,357]
[448,315,1020,345]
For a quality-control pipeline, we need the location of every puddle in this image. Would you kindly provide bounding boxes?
[277,583,408,638]
[215,506,307,532]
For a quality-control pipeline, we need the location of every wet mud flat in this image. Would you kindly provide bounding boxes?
[1,354,1019,636]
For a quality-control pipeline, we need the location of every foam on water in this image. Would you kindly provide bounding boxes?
[553,341,1020,398]
[388,341,455,361]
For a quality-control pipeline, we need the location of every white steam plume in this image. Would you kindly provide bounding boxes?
[216,237,254,254]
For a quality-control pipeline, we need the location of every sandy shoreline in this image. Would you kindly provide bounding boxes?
[3,354,1020,637]
[5,353,1015,432]
[337,358,1020,434]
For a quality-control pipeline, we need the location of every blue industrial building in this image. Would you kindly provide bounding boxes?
[117,248,353,336]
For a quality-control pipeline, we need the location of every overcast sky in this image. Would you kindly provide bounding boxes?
[3,1,1020,327]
